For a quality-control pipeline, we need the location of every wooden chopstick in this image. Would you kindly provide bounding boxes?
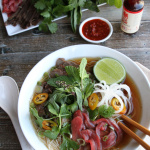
[118,115,150,150]
[121,115,150,136]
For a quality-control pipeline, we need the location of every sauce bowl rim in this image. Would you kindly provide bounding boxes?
[79,17,113,43]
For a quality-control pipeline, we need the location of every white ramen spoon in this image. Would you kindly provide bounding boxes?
[0,76,34,150]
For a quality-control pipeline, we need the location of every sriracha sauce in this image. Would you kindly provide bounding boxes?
[82,19,110,41]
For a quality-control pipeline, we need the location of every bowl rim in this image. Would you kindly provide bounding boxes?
[18,44,150,150]
[79,17,113,43]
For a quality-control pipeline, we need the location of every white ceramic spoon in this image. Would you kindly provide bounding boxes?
[0,76,34,150]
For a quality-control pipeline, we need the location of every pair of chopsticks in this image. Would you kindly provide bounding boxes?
[118,115,150,150]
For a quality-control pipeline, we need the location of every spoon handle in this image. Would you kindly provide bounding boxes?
[10,114,34,150]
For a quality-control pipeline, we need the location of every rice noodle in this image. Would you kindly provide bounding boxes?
[94,80,132,116]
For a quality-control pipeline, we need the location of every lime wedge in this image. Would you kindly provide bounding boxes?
[93,58,126,85]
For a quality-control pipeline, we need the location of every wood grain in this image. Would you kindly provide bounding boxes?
[0,0,150,149]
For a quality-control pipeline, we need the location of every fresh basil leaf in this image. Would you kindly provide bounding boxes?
[79,58,89,80]
[60,135,79,150]
[74,87,83,111]
[43,126,60,139]
[98,105,115,118]
[30,107,43,128]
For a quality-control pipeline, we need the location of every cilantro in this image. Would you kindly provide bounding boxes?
[60,135,79,150]
[34,1,46,10]
[98,105,115,118]
[43,126,60,139]
[60,123,71,135]
[30,107,43,128]
[47,22,58,33]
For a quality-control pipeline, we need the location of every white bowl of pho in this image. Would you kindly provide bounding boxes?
[18,44,150,150]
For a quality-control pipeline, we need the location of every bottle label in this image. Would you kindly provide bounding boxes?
[121,6,143,33]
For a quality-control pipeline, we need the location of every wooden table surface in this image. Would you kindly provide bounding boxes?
[0,1,150,150]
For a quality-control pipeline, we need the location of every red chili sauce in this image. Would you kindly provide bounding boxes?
[82,19,110,41]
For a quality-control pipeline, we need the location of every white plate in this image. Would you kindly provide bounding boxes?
[18,44,150,150]
[0,1,105,36]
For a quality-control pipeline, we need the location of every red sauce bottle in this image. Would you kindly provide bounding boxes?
[121,0,144,34]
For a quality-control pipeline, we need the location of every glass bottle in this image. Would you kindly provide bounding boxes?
[121,0,144,34]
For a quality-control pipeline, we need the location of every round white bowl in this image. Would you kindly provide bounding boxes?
[18,44,150,150]
[79,17,113,43]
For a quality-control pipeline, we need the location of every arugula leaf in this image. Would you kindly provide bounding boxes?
[60,135,79,150]
[98,105,115,118]
[30,107,43,128]
[74,87,83,111]
[43,126,60,139]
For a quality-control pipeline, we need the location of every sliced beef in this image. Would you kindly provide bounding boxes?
[50,58,78,78]
[71,116,83,141]
[56,58,78,70]
[71,110,123,150]
[42,82,53,94]
[50,68,67,78]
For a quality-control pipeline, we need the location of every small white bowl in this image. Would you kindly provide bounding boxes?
[79,17,113,43]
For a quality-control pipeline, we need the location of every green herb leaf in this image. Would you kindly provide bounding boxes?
[41,11,50,18]
[30,107,44,128]
[65,66,80,83]
[60,135,79,150]
[114,0,122,8]
[98,105,115,118]
[34,1,46,10]
[67,101,78,113]
[43,126,60,139]
[79,58,89,80]
[60,104,72,119]
[47,22,58,33]
[74,87,83,111]
[48,103,58,116]
[60,123,71,135]
[84,0,100,12]
[87,108,99,121]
